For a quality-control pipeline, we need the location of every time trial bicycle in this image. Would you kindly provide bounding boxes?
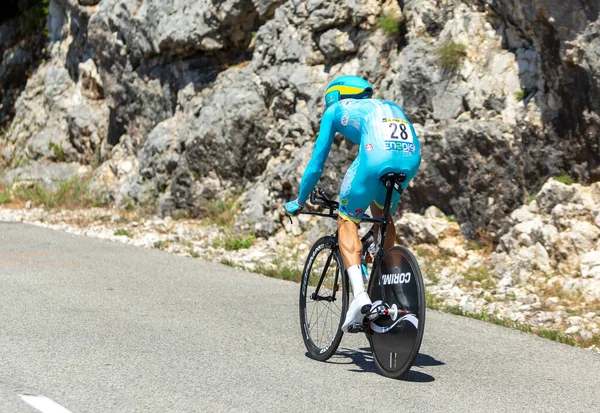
[297,172,426,379]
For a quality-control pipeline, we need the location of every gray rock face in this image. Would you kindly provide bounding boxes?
[1,0,600,243]
[0,9,45,128]
[87,0,262,145]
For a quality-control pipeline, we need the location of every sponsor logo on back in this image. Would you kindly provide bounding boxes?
[385,141,415,152]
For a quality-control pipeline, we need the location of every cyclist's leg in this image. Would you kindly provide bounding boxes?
[370,187,401,251]
[337,216,361,268]
[338,156,374,269]
[338,157,377,332]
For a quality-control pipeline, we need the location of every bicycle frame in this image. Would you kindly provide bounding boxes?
[298,173,407,305]
[310,233,341,303]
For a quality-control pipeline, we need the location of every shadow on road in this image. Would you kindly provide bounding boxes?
[317,347,443,382]
[413,353,445,368]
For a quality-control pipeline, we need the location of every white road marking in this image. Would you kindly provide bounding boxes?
[19,395,74,413]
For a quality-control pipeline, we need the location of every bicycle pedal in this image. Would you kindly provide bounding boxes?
[347,323,366,333]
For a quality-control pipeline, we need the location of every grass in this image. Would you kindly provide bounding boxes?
[6,177,108,209]
[377,12,402,35]
[555,174,574,185]
[220,258,237,267]
[0,185,10,204]
[203,197,239,228]
[253,259,303,282]
[114,228,133,238]
[188,249,200,258]
[462,266,495,290]
[428,302,592,347]
[427,288,599,349]
[48,142,65,162]
[171,210,189,220]
[436,41,467,70]
[153,240,168,250]
[515,88,531,102]
[215,234,255,251]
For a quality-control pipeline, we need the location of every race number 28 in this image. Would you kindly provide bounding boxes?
[387,121,414,143]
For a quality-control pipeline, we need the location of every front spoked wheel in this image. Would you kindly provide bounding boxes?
[367,246,426,379]
[299,236,348,361]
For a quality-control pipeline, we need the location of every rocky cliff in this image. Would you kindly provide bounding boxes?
[1,0,599,239]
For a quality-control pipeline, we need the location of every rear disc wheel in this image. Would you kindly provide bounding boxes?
[367,246,426,379]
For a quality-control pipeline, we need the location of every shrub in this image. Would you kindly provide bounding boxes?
[20,0,50,37]
[377,12,402,35]
[436,41,467,70]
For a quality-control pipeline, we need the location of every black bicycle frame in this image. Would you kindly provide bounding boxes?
[311,234,340,302]
[297,173,406,303]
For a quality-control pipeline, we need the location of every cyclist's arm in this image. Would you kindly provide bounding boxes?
[297,105,337,204]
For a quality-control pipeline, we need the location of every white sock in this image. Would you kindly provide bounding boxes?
[347,265,365,296]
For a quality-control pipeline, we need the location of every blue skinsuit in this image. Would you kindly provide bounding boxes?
[298,98,421,222]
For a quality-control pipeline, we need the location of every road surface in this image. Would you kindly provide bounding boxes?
[1,223,599,412]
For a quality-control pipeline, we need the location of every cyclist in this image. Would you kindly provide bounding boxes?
[285,75,421,332]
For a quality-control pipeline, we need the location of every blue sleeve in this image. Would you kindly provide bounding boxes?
[297,106,337,204]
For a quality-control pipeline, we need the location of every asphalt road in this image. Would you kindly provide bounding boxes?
[1,222,599,413]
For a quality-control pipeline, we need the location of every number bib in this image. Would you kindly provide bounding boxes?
[381,118,416,153]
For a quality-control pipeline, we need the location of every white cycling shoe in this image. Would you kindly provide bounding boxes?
[342,291,372,333]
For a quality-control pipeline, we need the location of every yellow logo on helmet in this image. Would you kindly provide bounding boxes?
[325,85,366,96]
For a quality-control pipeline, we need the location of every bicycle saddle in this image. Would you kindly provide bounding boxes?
[379,173,406,194]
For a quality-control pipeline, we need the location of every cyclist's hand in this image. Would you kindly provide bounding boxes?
[284,199,304,216]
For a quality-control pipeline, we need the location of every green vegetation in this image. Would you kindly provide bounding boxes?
[153,240,168,250]
[536,328,575,346]
[188,249,200,258]
[436,41,467,70]
[48,142,65,162]
[215,234,255,251]
[20,0,50,37]
[171,210,189,221]
[462,266,495,290]
[203,197,240,228]
[254,259,303,282]
[220,258,236,267]
[514,88,531,102]
[113,228,133,238]
[0,185,10,204]
[377,12,402,35]
[427,295,599,349]
[6,177,107,209]
[555,174,574,185]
